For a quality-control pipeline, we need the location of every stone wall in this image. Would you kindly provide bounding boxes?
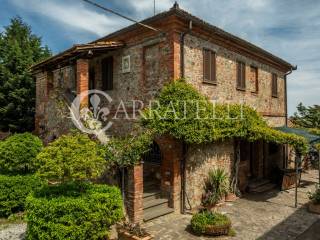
[185,140,234,208]
[183,34,286,127]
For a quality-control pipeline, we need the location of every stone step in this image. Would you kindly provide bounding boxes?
[248,179,270,190]
[143,191,161,201]
[143,198,169,210]
[250,183,277,193]
[143,204,174,222]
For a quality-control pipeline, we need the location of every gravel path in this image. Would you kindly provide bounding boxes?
[0,224,26,240]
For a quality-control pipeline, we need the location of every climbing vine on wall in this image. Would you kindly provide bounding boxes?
[141,79,308,154]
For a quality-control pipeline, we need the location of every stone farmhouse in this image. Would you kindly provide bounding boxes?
[32,3,297,222]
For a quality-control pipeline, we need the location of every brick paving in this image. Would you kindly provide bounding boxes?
[144,170,320,240]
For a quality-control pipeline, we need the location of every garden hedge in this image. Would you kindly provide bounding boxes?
[0,175,44,217]
[26,183,123,240]
[0,133,43,175]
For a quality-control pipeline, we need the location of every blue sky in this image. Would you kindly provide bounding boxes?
[1,0,319,115]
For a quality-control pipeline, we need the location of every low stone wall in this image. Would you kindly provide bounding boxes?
[185,140,234,208]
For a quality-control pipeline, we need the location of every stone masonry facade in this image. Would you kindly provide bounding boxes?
[33,4,293,221]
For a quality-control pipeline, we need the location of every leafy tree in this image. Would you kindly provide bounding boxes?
[291,103,320,129]
[0,132,43,175]
[0,17,51,132]
[36,133,106,182]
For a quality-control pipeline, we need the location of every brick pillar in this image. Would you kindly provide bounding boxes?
[76,58,89,107]
[168,30,181,80]
[156,136,182,212]
[126,164,143,223]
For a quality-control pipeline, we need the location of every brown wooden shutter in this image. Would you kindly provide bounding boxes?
[203,49,210,82]
[211,51,216,83]
[102,57,113,91]
[272,73,278,97]
[237,61,246,89]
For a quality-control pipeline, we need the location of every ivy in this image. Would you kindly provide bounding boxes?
[141,79,308,154]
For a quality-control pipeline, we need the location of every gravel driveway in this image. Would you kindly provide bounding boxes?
[0,224,26,240]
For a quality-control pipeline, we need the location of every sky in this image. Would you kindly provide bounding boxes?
[0,0,319,115]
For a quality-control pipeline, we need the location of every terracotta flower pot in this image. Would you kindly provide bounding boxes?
[118,230,153,240]
[308,202,320,214]
[225,193,238,202]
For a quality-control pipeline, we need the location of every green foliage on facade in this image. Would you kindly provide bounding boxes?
[0,133,43,175]
[0,17,51,132]
[105,130,154,167]
[36,133,106,182]
[0,175,45,217]
[141,79,308,153]
[26,183,123,240]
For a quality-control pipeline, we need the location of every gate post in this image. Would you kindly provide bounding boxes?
[127,163,143,223]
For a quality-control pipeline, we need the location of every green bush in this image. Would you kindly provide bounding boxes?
[0,175,45,217]
[191,211,231,235]
[26,183,123,240]
[36,133,106,182]
[0,133,43,175]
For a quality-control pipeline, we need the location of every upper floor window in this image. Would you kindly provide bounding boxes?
[101,57,113,91]
[250,66,258,93]
[203,49,216,84]
[236,61,246,90]
[272,73,278,97]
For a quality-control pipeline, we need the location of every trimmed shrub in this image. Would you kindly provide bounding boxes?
[0,175,45,217]
[191,211,231,235]
[26,183,123,240]
[308,184,320,204]
[36,133,106,182]
[0,133,43,175]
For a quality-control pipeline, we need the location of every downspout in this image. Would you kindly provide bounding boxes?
[284,65,297,168]
[180,20,192,214]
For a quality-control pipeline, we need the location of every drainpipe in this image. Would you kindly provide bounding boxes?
[284,65,297,127]
[284,65,297,168]
[180,20,192,214]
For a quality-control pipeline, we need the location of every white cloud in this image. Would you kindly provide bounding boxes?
[10,0,129,36]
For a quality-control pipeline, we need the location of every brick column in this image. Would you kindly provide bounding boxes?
[76,58,89,107]
[126,164,143,223]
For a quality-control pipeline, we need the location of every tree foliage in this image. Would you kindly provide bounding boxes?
[0,132,43,175]
[0,17,51,132]
[36,133,106,182]
[291,103,320,129]
[141,79,308,153]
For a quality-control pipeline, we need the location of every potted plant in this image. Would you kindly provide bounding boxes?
[117,222,153,240]
[202,169,229,210]
[308,184,320,214]
[191,210,234,236]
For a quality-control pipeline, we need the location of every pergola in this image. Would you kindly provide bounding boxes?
[276,127,320,207]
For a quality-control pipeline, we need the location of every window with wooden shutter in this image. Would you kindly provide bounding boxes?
[237,61,246,90]
[101,57,113,91]
[272,73,278,97]
[203,49,216,84]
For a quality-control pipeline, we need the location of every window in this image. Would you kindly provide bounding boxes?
[272,73,278,97]
[203,49,216,83]
[250,66,258,93]
[101,57,113,91]
[236,61,246,90]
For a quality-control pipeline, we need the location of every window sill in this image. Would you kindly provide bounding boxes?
[251,91,258,95]
[202,81,217,85]
[272,95,278,98]
[236,87,246,92]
